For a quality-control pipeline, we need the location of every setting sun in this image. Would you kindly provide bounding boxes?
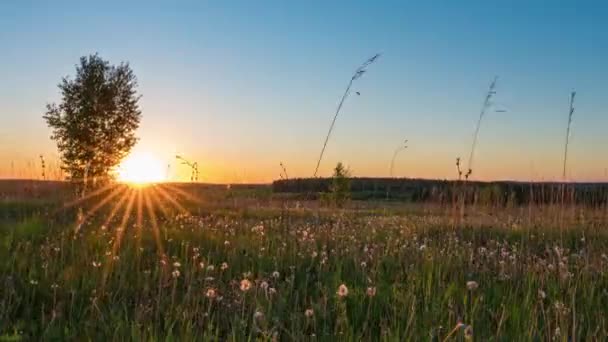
[116,152,166,185]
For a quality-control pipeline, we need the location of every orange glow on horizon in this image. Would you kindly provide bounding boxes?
[116,152,166,186]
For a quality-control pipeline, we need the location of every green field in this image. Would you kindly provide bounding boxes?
[1,182,608,340]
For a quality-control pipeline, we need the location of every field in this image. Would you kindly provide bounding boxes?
[1,181,608,341]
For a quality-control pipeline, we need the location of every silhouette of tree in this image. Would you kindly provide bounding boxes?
[43,54,141,188]
[329,162,351,207]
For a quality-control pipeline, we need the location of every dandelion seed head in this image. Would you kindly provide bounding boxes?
[253,310,264,320]
[337,284,349,297]
[466,281,479,291]
[240,279,252,292]
[538,289,546,299]
[205,288,217,299]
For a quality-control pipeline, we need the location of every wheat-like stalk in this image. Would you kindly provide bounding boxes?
[466,76,499,180]
[279,162,289,180]
[39,155,46,180]
[389,139,408,177]
[560,91,576,235]
[313,53,381,177]
[176,155,199,182]
[562,91,576,180]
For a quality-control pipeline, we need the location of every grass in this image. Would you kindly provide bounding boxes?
[1,185,608,340]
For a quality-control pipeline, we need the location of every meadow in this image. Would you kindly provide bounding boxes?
[1,181,608,341]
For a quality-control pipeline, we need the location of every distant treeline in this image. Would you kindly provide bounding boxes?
[272,177,608,206]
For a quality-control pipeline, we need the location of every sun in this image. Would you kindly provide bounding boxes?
[116,152,166,185]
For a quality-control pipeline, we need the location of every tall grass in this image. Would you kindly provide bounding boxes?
[313,54,381,177]
[1,186,607,340]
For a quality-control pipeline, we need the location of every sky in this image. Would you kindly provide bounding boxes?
[1,1,607,183]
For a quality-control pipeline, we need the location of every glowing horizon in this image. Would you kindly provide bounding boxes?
[1,2,607,183]
[116,152,167,186]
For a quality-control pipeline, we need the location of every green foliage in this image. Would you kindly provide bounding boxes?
[1,187,608,340]
[43,54,141,185]
[328,162,351,207]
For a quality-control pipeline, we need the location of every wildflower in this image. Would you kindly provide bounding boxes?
[253,310,264,320]
[92,261,102,268]
[199,262,205,269]
[51,283,59,290]
[205,288,217,299]
[30,279,38,285]
[260,281,269,290]
[554,301,567,314]
[172,269,180,278]
[207,265,215,272]
[360,261,367,268]
[224,240,230,247]
[268,287,277,295]
[419,244,427,251]
[466,281,478,291]
[337,284,349,297]
[173,261,181,268]
[366,286,377,297]
[240,279,252,292]
[305,308,314,318]
[538,289,546,300]
[554,246,562,257]
[271,271,280,279]
[221,262,229,271]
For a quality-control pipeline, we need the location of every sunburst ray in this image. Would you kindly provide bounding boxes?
[159,183,203,205]
[147,186,172,220]
[102,189,137,288]
[61,182,118,210]
[143,189,166,259]
[152,184,190,215]
[74,185,127,233]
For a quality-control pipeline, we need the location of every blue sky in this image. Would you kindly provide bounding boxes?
[1,1,607,182]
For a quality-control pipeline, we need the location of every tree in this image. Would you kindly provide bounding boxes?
[329,162,351,207]
[43,54,141,187]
